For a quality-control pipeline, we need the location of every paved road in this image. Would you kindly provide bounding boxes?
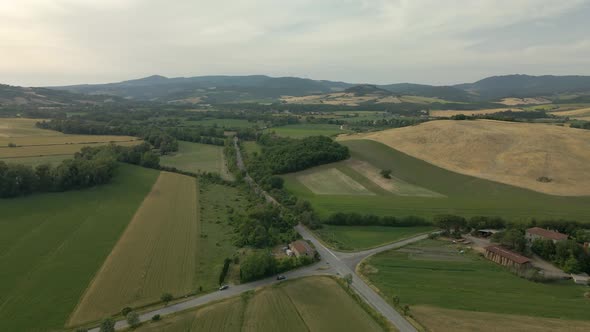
[88,137,426,331]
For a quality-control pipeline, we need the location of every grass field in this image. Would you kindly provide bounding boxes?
[266,124,346,138]
[160,141,232,179]
[0,154,71,166]
[340,120,590,196]
[283,140,590,222]
[241,140,262,155]
[0,164,159,332]
[363,239,590,321]
[137,276,385,332]
[411,305,590,332]
[0,117,141,160]
[315,225,435,251]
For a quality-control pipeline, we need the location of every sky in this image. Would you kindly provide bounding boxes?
[1,0,590,87]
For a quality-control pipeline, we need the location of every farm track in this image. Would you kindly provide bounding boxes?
[87,137,422,332]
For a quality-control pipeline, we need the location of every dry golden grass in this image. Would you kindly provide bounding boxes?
[412,305,590,332]
[0,140,139,158]
[339,120,590,196]
[499,97,550,105]
[68,172,200,325]
[550,107,590,120]
[429,108,522,118]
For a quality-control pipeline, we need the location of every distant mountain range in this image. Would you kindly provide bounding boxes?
[3,74,590,106]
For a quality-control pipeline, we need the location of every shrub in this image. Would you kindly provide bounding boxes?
[126,311,140,328]
[380,169,392,179]
[152,314,161,321]
[160,293,173,304]
[121,307,132,316]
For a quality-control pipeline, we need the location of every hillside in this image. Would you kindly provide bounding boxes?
[339,120,590,196]
[456,74,590,99]
[0,84,117,107]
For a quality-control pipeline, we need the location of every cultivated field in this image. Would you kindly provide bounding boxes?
[339,120,590,196]
[68,172,200,325]
[550,107,590,121]
[137,276,386,332]
[315,225,435,251]
[297,167,374,195]
[499,97,551,105]
[0,164,159,332]
[283,139,590,221]
[69,177,245,326]
[160,141,232,180]
[429,108,523,117]
[0,117,140,162]
[185,118,259,128]
[281,93,452,106]
[363,239,590,326]
[266,123,346,138]
[412,306,590,332]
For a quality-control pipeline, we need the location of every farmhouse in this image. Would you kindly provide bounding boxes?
[525,227,568,244]
[484,245,531,270]
[289,240,316,258]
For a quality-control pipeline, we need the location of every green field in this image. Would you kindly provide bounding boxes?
[266,124,346,138]
[241,140,262,155]
[315,225,435,251]
[0,154,70,166]
[0,164,159,332]
[137,276,386,332]
[297,167,374,195]
[160,141,231,179]
[283,140,590,222]
[363,239,590,321]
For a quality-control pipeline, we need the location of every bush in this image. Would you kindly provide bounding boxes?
[99,318,115,332]
[380,169,392,179]
[160,293,173,304]
[121,307,132,316]
[126,311,140,328]
[152,314,161,321]
[219,258,231,285]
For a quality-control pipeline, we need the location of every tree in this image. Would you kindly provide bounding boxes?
[380,169,392,179]
[402,305,410,315]
[344,273,353,289]
[239,251,277,282]
[126,311,140,328]
[563,254,581,273]
[392,295,400,307]
[151,314,161,321]
[434,214,466,234]
[121,307,132,316]
[161,293,173,305]
[99,318,115,332]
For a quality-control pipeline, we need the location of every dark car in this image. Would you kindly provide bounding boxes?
[276,275,286,280]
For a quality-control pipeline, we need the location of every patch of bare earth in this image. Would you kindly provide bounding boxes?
[339,120,590,196]
[430,108,523,118]
[412,305,590,332]
[499,97,551,105]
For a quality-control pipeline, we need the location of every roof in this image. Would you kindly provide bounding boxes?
[291,240,314,254]
[484,245,530,264]
[526,227,568,241]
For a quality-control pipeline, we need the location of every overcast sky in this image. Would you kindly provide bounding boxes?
[2,0,590,87]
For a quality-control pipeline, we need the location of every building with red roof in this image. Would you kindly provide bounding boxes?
[525,227,568,244]
[484,245,531,270]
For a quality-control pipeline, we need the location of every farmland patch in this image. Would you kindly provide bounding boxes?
[296,167,374,195]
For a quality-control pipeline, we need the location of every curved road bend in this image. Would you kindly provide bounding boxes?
[88,137,424,331]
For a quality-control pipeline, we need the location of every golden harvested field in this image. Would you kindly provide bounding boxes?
[296,167,375,195]
[0,117,140,159]
[499,97,551,105]
[412,306,590,332]
[429,108,522,117]
[339,120,590,196]
[550,107,590,120]
[136,277,385,332]
[68,172,200,325]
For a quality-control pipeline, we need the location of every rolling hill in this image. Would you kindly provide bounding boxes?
[0,84,119,107]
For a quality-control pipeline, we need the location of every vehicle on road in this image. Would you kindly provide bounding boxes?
[219,285,229,291]
[277,275,286,280]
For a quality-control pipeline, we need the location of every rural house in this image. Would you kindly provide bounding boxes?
[289,240,316,258]
[484,245,531,270]
[525,227,568,244]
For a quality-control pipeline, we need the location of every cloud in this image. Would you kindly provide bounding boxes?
[0,0,589,86]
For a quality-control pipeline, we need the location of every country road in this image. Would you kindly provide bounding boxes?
[88,137,425,332]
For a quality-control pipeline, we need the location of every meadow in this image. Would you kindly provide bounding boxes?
[363,239,590,323]
[0,164,159,332]
[265,123,346,138]
[160,141,232,179]
[69,175,245,326]
[315,225,435,251]
[184,118,259,128]
[136,276,386,332]
[283,140,590,222]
